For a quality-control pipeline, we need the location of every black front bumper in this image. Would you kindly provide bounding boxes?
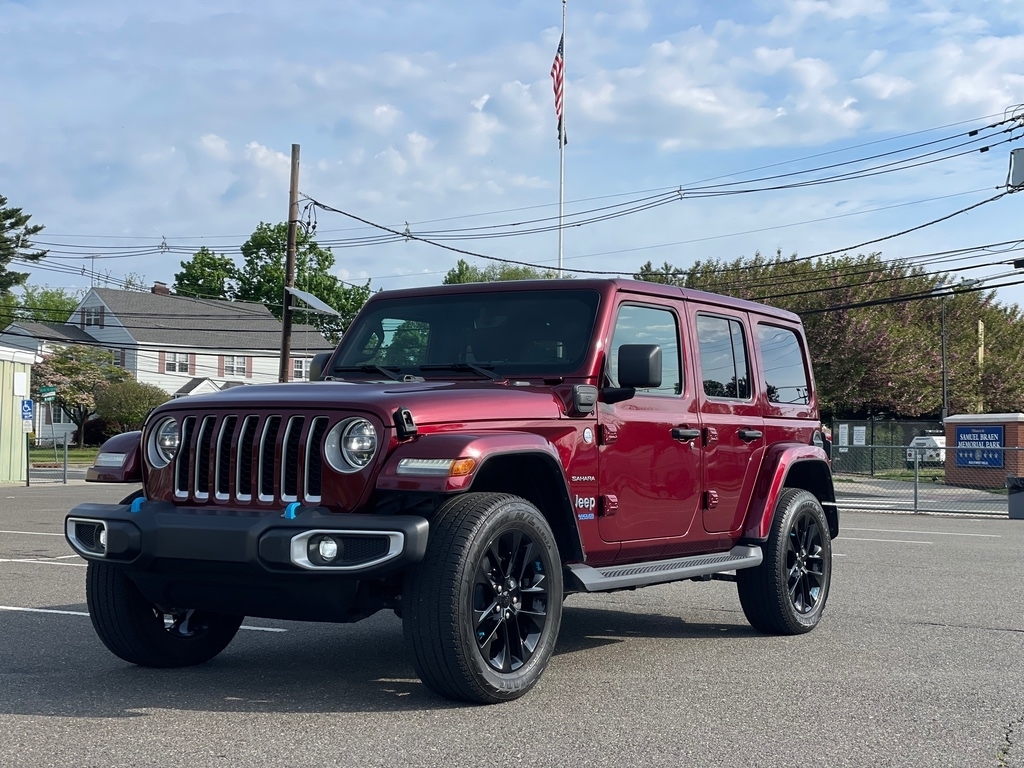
[65,499,429,576]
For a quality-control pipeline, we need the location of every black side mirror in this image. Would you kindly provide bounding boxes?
[618,344,662,388]
[309,352,332,381]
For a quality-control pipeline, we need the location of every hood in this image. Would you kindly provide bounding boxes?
[155,379,565,426]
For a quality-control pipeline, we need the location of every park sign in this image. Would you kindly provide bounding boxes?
[40,385,56,402]
[954,425,1004,468]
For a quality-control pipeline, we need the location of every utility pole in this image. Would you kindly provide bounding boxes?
[278,144,300,383]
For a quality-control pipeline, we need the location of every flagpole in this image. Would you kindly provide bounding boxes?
[557,0,566,277]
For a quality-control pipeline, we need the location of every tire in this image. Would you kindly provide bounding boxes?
[737,488,832,635]
[402,492,563,704]
[86,561,243,668]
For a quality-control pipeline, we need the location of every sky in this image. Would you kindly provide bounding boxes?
[2,0,1023,311]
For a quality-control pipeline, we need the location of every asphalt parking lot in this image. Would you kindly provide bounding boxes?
[1,482,1022,768]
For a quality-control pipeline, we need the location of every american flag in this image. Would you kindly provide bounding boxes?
[550,34,566,146]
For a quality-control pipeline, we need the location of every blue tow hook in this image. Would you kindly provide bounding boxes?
[129,496,146,514]
[283,502,301,520]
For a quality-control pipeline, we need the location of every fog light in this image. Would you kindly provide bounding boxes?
[98,528,107,549]
[318,537,339,562]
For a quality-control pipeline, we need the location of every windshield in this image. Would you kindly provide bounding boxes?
[333,289,599,377]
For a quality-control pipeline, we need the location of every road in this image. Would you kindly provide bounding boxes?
[1,482,1022,767]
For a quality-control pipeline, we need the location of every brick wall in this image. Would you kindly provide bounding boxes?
[944,418,1024,489]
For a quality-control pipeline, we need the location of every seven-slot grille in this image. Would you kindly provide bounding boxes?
[173,414,332,505]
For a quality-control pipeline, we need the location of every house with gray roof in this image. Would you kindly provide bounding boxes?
[0,282,334,440]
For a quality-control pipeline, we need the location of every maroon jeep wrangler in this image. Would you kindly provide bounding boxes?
[66,279,837,704]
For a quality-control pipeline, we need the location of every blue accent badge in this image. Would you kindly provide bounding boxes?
[130,497,146,514]
[283,502,301,520]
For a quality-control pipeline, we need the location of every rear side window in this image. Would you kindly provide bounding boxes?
[696,314,750,399]
[756,324,810,405]
[608,304,682,396]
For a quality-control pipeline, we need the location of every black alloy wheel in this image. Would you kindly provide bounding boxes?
[403,492,563,704]
[785,507,827,616]
[472,528,551,674]
[737,488,832,635]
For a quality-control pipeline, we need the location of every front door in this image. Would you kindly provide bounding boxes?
[597,301,702,543]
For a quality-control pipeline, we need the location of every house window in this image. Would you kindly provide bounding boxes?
[84,307,102,327]
[292,358,311,381]
[223,355,246,377]
[111,349,124,368]
[165,352,190,373]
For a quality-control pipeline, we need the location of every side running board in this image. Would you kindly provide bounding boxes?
[566,545,762,592]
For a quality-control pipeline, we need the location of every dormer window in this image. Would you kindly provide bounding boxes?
[84,307,103,327]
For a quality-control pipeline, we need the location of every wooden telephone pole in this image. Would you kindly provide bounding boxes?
[278,144,300,382]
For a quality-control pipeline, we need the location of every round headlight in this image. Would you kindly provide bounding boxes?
[325,418,378,472]
[149,418,180,468]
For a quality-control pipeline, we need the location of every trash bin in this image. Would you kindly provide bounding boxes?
[1006,476,1024,520]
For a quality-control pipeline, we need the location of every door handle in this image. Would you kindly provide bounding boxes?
[672,427,701,442]
[738,429,764,442]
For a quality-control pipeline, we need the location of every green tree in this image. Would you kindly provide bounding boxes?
[442,258,565,284]
[0,194,48,296]
[96,380,170,433]
[235,222,371,343]
[33,345,132,447]
[634,250,1024,418]
[174,247,238,299]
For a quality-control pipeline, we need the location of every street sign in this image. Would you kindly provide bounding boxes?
[21,399,34,421]
[40,386,57,402]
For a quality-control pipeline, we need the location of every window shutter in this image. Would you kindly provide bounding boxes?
[79,308,85,329]
[99,307,105,329]
[218,356,225,377]
[189,354,197,375]
[245,356,252,378]
[159,351,166,372]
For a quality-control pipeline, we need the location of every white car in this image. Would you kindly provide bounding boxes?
[906,435,946,468]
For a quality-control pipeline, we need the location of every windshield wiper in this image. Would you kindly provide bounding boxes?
[419,362,504,381]
[333,364,402,381]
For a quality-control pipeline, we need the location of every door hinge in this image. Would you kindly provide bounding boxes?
[704,426,718,446]
[599,494,618,517]
[599,423,618,445]
[704,490,719,509]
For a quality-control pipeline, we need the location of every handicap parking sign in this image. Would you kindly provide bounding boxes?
[21,399,34,421]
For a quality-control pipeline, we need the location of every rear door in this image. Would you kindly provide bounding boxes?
[689,306,765,534]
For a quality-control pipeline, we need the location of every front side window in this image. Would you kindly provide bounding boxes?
[165,352,190,373]
[84,307,101,327]
[697,314,751,400]
[607,304,682,396]
[333,290,599,377]
[757,324,810,405]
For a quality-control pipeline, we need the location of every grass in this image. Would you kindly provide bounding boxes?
[29,446,101,465]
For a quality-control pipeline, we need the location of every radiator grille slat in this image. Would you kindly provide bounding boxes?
[281,416,305,501]
[259,416,283,502]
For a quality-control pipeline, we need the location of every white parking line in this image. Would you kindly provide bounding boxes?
[845,527,1001,538]
[840,537,933,545]
[0,558,86,567]
[0,605,287,632]
[0,530,64,536]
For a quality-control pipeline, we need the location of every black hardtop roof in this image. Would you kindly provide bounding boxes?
[368,278,802,324]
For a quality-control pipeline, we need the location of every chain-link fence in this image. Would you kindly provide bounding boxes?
[833,443,1021,516]
[829,419,943,476]
[27,438,69,485]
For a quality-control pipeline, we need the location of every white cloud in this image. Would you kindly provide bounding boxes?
[198,134,230,160]
[855,72,915,100]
